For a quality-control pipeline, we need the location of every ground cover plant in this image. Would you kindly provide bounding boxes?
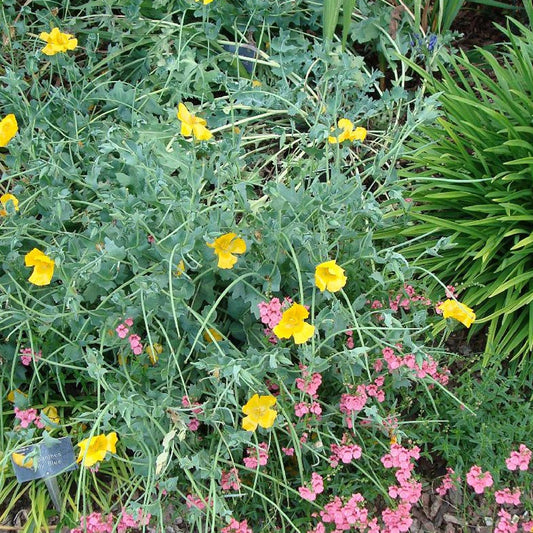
[1,1,533,532]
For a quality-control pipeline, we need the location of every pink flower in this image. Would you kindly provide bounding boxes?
[282,447,294,456]
[295,368,323,397]
[19,347,42,366]
[381,503,413,533]
[221,467,241,491]
[495,509,518,533]
[295,402,310,417]
[14,407,38,429]
[124,318,133,327]
[258,298,283,328]
[243,442,269,469]
[187,418,200,431]
[116,324,129,338]
[506,444,531,471]
[466,465,493,494]
[339,386,367,413]
[307,523,326,533]
[221,518,253,533]
[76,512,113,533]
[185,494,206,510]
[299,486,317,501]
[495,488,521,506]
[128,334,143,355]
[435,467,457,497]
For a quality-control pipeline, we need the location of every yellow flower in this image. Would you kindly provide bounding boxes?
[7,389,27,403]
[177,103,213,141]
[175,259,186,277]
[76,432,118,468]
[42,406,60,428]
[146,343,163,364]
[203,328,223,343]
[242,394,277,432]
[438,299,476,328]
[273,303,315,344]
[12,452,34,469]
[315,259,347,292]
[206,233,246,269]
[195,0,214,3]
[328,118,367,144]
[0,114,18,147]
[0,193,19,216]
[25,248,55,286]
[252,80,262,87]
[39,27,77,56]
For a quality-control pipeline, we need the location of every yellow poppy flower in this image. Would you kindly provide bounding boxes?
[76,432,118,468]
[0,114,18,147]
[315,259,347,292]
[206,233,246,269]
[146,343,163,364]
[177,103,213,141]
[24,248,55,286]
[242,394,277,431]
[175,259,186,277]
[273,303,315,344]
[12,452,34,469]
[195,0,214,4]
[438,299,476,328]
[39,27,77,56]
[203,328,223,343]
[328,118,367,144]
[42,406,60,428]
[7,389,27,403]
[0,193,19,216]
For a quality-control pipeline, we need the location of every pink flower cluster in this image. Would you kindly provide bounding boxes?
[221,467,241,491]
[185,494,210,510]
[19,347,42,366]
[506,444,531,471]
[329,434,362,467]
[435,468,458,497]
[379,346,450,386]
[345,329,354,349]
[258,297,293,343]
[243,442,269,469]
[295,365,322,397]
[320,493,372,531]
[295,401,322,418]
[221,518,253,533]
[381,443,422,517]
[182,395,202,431]
[495,509,518,533]
[116,318,144,355]
[466,465,493,494]
[299,472,324,501]
[70,509,150,533]
[14,407,45,429]
[495,488,521,505]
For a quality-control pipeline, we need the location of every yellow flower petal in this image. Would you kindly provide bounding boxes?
[207,233,246,269]
[241,394,277,431]
[76,432,118,468]
[315,260,347,292]
[177,102,213,141]
[24,248,55,286]
[0,193,19,216]
[0,114,18,148]
[12,453,34,469]
[438,299,476,328]
[39,27,77,56]
[272,303,314,344]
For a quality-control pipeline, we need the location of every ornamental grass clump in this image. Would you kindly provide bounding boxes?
[396,0,533,363]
